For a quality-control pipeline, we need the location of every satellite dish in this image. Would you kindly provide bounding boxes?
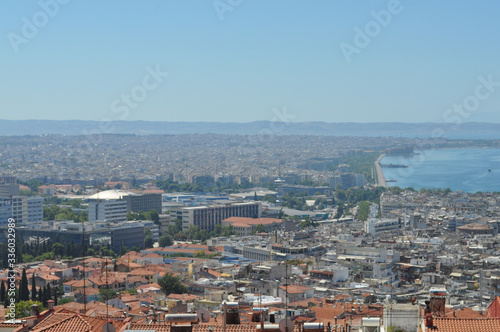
[198,308,210,323]
[279,318,293,332]
[103,323,116,332]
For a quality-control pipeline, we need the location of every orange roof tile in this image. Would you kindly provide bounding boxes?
[427,317,500,332]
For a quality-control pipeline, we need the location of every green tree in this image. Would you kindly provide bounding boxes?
[57,297,74,305]
[253,224,267,234]
[31,274,37,301]
[194,250,207,258]
[357,201,370,221]
[15,301,45,318]
[0,281,5,302]
[52,243,65,258]
[185,225,199,240]
[53,287,58,306]
[173,232,188,241]
[20,268,30,301]
[148,209,160,225]
[144,235,154,249]
[334,205,344,219]
[28,179,42,192]
[158,234,173,247]
[43,284,52,307]
[37,285,43,303]
[99,288,116,302]
[158,273,188,296]
[221,225,235,237]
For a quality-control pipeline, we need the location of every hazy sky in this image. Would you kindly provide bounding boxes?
[1,1,500,123]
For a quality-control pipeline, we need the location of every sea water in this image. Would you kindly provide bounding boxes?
[381,148,500,193]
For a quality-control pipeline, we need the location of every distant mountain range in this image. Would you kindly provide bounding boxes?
[1,120,500,139]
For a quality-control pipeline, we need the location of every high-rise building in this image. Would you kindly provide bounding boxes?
[87,190,161,214]
[88,199,128,223]
[0,197,12,226]
[27,197,43,223]
[10,196,43,223]
[123,193,162,213]
[0,176,19,197]
[340,173,356,190]
[0,176,16,184]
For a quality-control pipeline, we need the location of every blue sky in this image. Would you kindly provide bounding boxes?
[1,0,499,123]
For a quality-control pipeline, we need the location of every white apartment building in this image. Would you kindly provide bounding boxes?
[10,196,43,224]
[88,199,127,223]
[364,218,400,236]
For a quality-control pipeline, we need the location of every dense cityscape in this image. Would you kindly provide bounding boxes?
[0,133,500,331]
[3,0,500,330]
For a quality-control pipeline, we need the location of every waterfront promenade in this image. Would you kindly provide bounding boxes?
[375,154,386,187]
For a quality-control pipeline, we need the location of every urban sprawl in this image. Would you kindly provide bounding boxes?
[0,134,500,331]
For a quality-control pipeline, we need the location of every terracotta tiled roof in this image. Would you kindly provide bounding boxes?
[279,285,314,294]
[54,302,85,313]
[207,269,222,278]
[166,293,199,301]
[489,296,500,318]
[39,274,60,281]
[452,307,487,319]
[125,324,343,332]
[426,317,500,332]
[33,313,125,332]
[290,298,322,307]
[310,270,334,275]
[74,287,99,296]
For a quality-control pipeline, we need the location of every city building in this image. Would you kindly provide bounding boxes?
[87,190,162,213]
[169,201,261,232]
[222,217,282,236]
[0,197,12,225]
[364,218,401,236]
[10,196,43,224]
[88,199,128,223]
[0,182,20,197]
[17,219,145,252]
[123,193,162,213]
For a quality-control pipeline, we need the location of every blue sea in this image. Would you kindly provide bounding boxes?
[381,148,500,193]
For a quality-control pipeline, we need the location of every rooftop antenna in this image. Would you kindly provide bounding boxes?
[82,217,87,313]
[105,257,109,322]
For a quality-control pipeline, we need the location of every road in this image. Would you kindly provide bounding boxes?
[375,154,386,187]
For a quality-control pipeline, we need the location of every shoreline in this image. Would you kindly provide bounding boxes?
[381,148,500,193]
[375,154,386,188]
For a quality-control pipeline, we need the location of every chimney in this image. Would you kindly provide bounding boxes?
[223,302,227,332]
[47,300,54,311]
[31,304,40,317]
[424,312,434,328]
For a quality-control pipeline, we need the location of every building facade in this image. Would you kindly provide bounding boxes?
[123,193,162,213]
[88,199,128,223]
[170,202,261,232]
[9,196,43,224]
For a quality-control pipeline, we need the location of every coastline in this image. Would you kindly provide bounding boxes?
[381,148,500,193]
[375,154,386,187]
